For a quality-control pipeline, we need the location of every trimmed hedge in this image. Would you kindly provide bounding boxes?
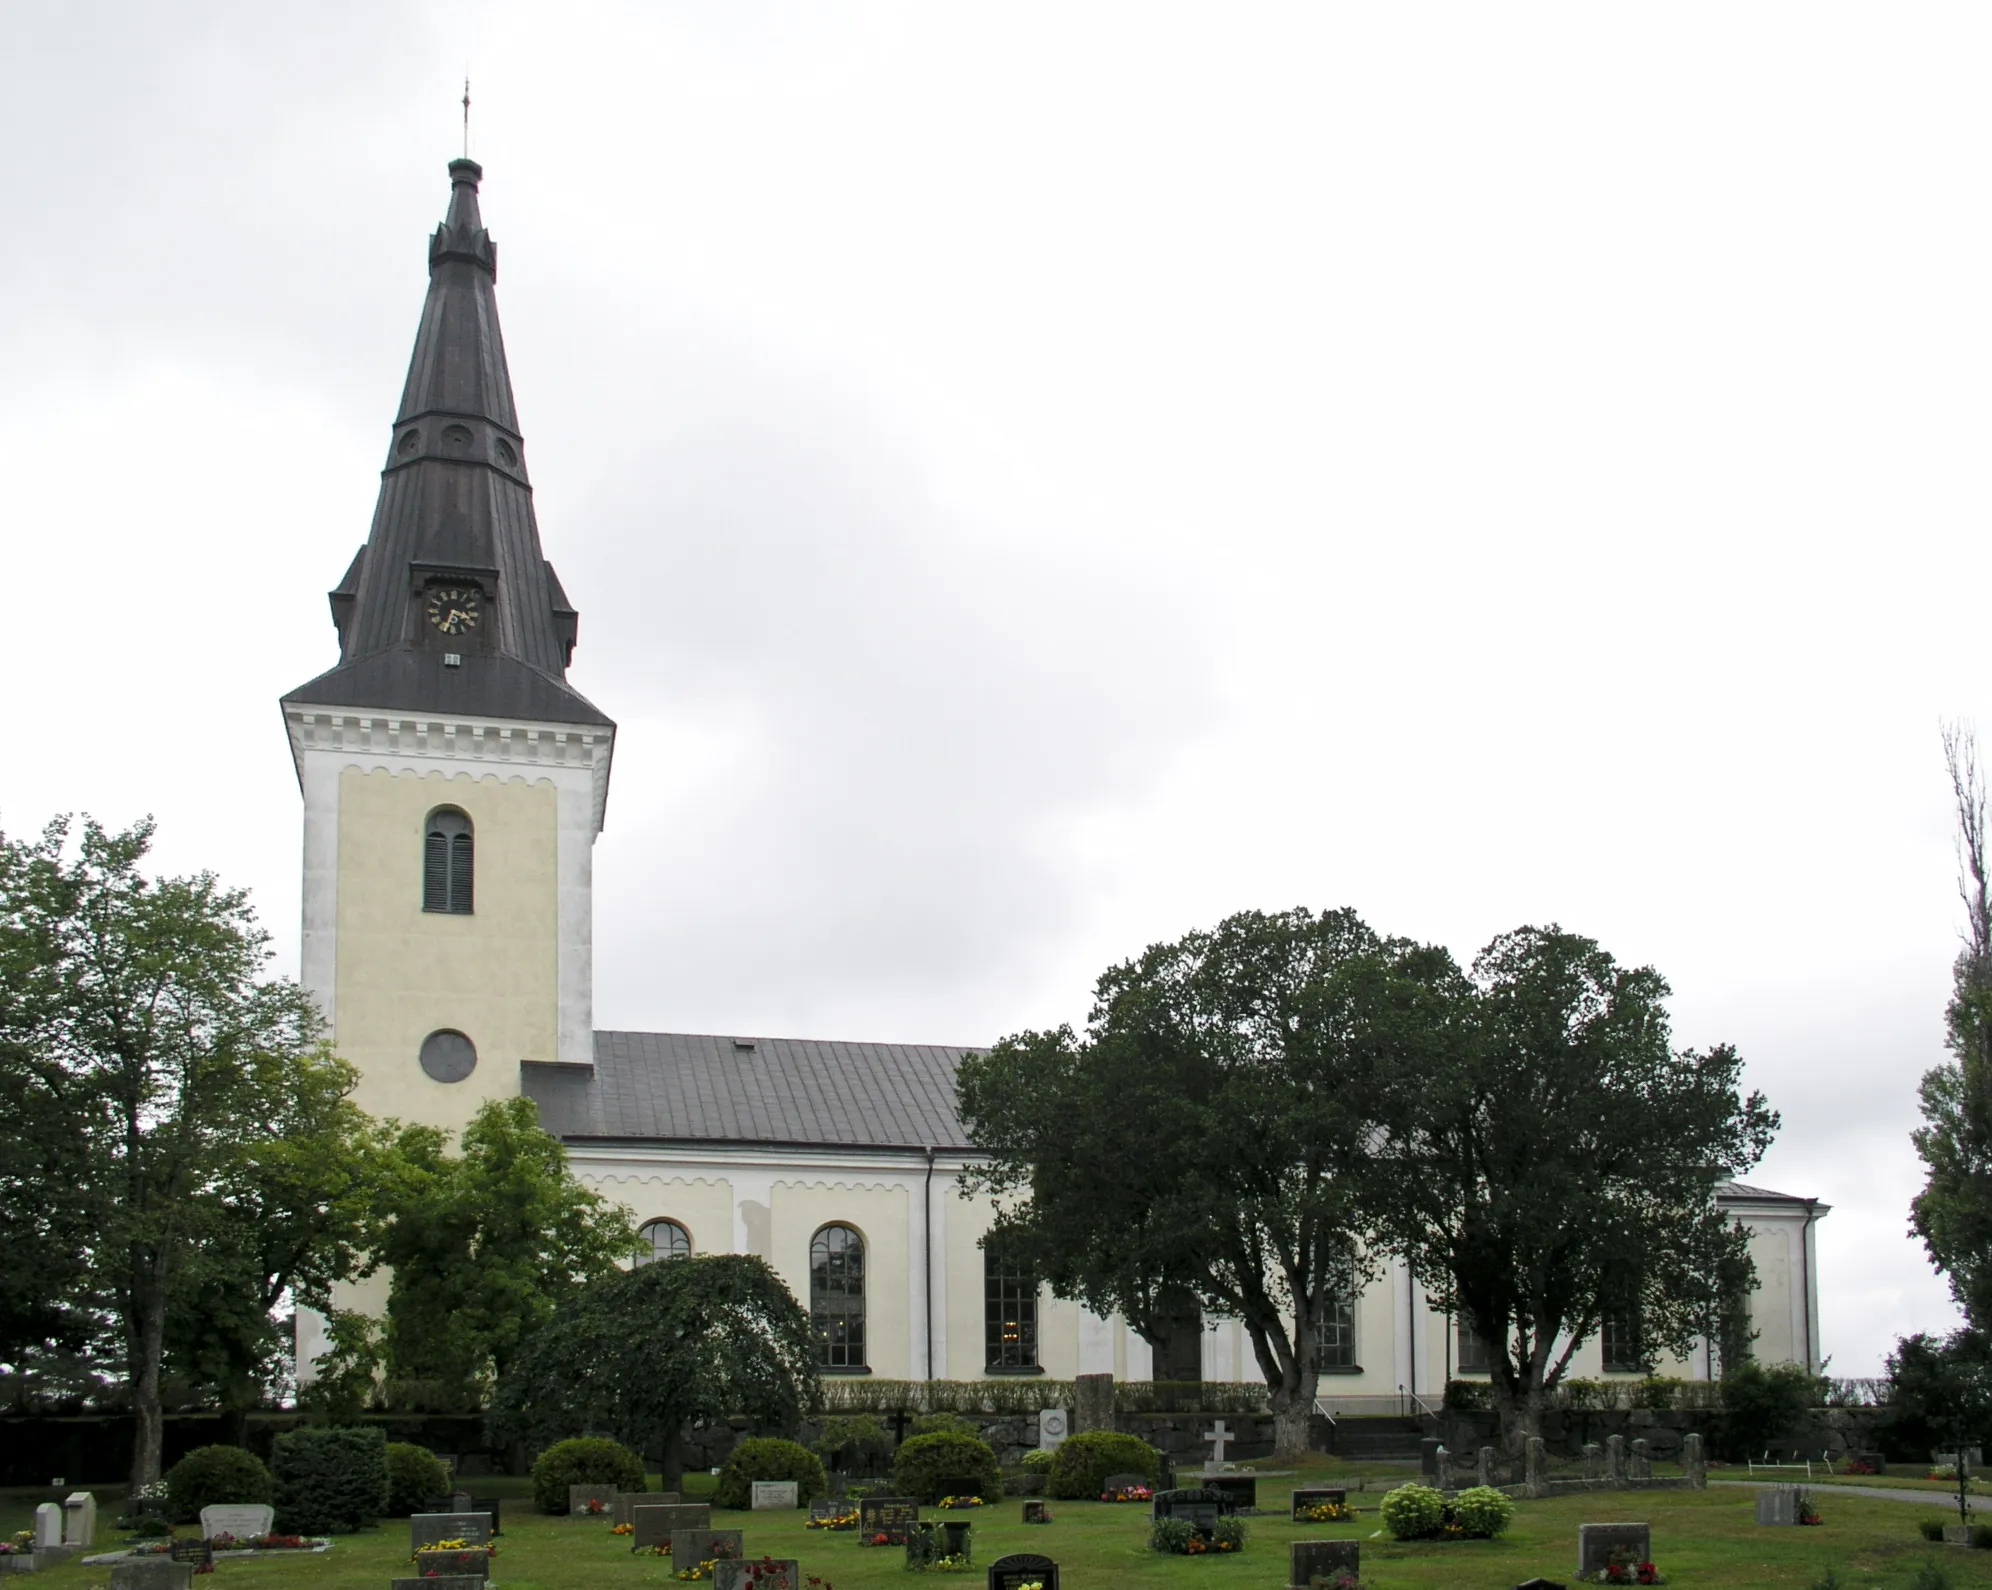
[165,1445,272,1524]
[530,1437,647,1515]
[271,1427,388,1535]
[384,1443,450,1518]
[892,1430,1001,1506]
[713,1438,827,1509]
[1044,1431,1160,1500]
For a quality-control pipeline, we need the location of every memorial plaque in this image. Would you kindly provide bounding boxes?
[671,1528,743,1573]
[168,1540,213,1569]
[713,1559,799,1590]
[1290,1487,1348,1522]
[1150,1488,1223,1534]
[859,1495,920,1545]
[200,1505,274,1542]
[1577,1523,1652,1578]
[1037,1408,1070,1451]
[750,1480,799,1510]
[987,1552,1058,1590]
[631,1503,711,1552]
[611,1491,679,1527]
[1288,1540,1359,1589]
[411,1512,491,1550]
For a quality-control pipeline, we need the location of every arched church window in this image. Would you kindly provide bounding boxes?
[810,1223,867,1372]
[423,808,474,914]
[636,1219,692,1264]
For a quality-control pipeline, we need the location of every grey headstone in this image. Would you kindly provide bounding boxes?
[1526,1436,1547,1495]
[671,1528,743,1573]
[109,1563,193,1590]
[714,1558,798,1590]
[1577,1522,1651,1577]
[31,1508,60,1551]
[611,1491,678,1527]
[1419,1437,1442,1479]
[1682,1433,1706,1488]
[630,1503,710,1552]
[1755,1487,1798,1525]
[1606,1434,1627,1484]
[62,1494,96,1550]
[1477,1446,1495,1488]
[751,1480,799,1509]
[1582,1442,1602,1482]
[1435,1445,1455,1490]
[1288,1539,1359,1588]
[1629,1438,1651,1481]
[1021,1500,1050,1524]
[411,1512,490,1550]
[199,1505,273,1542]
[1037,1408,1070,1450]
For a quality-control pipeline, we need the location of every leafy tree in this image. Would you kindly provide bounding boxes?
[491,1253,819,1482]
[1889,1328,1992,1525]
[1371,924,1779,1450]
[369,1096,640,1409]
[0,816,380,1486]
[958,907,1455,1455]
[1913,725,1992,1327]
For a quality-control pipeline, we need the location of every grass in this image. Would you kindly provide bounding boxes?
[10,1456,1992,1588]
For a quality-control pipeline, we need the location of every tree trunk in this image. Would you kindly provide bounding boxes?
[129,1264,169,1491]
[1272,1395,1315,1459]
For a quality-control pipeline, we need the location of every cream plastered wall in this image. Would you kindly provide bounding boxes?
[586,1173,738,1261]
[771,1179,916,1380]
[335,765,558,1132]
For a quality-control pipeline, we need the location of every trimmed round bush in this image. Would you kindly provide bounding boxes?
[1044,1431,1160,1500]
[891,1430,1002,1506]
[1379,1481,1446,1541]
[384,1443,449,1518]
[165,1445,272,1525]
[1449,1484,1515,1538]
[530,1437,647,1515]
[714,1437,827,1509]
[1019,1448,1057,1474]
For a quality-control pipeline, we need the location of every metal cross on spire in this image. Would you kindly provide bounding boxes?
[462,76,471,157]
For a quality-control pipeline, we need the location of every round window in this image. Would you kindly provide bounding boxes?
[419,1029,477,1083]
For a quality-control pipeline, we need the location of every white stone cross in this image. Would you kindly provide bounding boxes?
[1203,1420,1234,1467]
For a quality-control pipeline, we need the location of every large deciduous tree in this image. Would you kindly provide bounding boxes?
[490,1253,819,1479]
[369,1096,640,1409]
[958,907,1455,1456]
[1372,925,1778,1450]
[1912,724,1992,1327]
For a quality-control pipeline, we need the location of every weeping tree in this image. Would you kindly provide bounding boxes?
[958,907,1456,1455]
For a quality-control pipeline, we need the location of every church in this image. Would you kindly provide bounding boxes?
[284,159,1827,1403]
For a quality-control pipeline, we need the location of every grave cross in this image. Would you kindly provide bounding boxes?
[1202,1420,1233,1467]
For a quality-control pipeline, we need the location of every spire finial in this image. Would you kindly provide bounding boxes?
[461,76,471,158]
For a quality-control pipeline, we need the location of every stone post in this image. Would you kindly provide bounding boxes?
[1683,1432,1706,1489]
[1582,1442,1602,1482]
[1435,1446,1453,1491]
[1606,1433,1627,1485]
[1525,1436,1547,1499]
[1630,1438,1651,1481]
[1073,1373,1116,1435]
[1476,1446,1494,1489]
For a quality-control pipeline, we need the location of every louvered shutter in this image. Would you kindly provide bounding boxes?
[450,831,474,914]
[424,828,449,911]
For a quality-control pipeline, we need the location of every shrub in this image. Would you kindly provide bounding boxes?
[811,1415,895,1476]
[1630,1376,1683,1410]
[384,1443,449,1517]
[165,1445,273,1524]
[1449,1485,1514,1538]
[530,1437,648,1514]
[1442,1379,1491,1412]
[1019,1448,1058,1473]
[1150,1517,1196,1554]
[714,1438,828,1509]
[908,1412,982,1439]
[892,1430,1002,1506]
[1379,1482,1446,1541]
[128,1513,172,1538]
[1043,1430,1160,1499]
[1719,1360,1826,1460]
[271,1426,389,1535]
[1973,1523,1992,1550]
[1150,1516,1245,1554]
[1561,1377,1605,1411]
[1919,1518,1948,1542]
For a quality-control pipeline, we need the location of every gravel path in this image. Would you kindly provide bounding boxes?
[1712,1478,1992,1512]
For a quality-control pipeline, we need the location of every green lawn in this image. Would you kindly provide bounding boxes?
[9,1459,1992,1588]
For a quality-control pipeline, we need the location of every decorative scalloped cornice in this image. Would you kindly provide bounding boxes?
[285,705,613,832]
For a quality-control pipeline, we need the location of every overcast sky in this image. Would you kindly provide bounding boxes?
[3,2,1985,1376]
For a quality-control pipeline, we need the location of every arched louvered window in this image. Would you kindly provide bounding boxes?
[423,808,474,914]
[635,1219,692,1264]
[810,1223,867,1371]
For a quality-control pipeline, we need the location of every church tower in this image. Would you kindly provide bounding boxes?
[282,159,613,1133]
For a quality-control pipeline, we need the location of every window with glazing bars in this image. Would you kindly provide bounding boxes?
[1602,1307,1646,1372]
[983,1250,1040,1371]
[810,1223,866,1370]
[1313,1261,1358,1370]
[1456,1314,1492,1374]
[636,1219,692,1264]
[423,809,473,913]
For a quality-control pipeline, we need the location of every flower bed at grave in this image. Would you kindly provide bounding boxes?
[1293,1500,1358,1523]
[0,1535,31,1558]
[210,1533,322,1552]
[1099,1484,1151,1503]
[1379,1482,1513,1541]
[935,1497,983,1510]
[583,1499,609,1517]
[805,1508,858,1531]
[611,1523,633,1535]
[1591,1552,1665,1585]
[1149,1517,1245,1555]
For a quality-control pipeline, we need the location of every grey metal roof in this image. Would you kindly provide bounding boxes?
[1716,1181,1821,1206]
[523,1031,982,1150]
[284,159,611,731]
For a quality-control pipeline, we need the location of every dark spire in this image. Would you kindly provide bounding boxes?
[284,161,611,729]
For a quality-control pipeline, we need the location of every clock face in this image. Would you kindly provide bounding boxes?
[425,586,481,636]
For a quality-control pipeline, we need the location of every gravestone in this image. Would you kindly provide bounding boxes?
[1526,1437,1547,1496]
[167,1540,212,1570]
[568,1485,617,1517]
[671,1528,743,1573]
[412,1549,488,1580]
[31,1508,60,1551]
[1150,1489,1223,1536]
[1683,1433,1706,1488]
[108,1563,192,1590]
[463,1497,502,1535]
[1073,1373,1114,1435]
[1201,1420,1236,1472]
[393,1579,484,1590]
[1021,1500,1051,1524]
[1477,1446,1496,1489]
[809,1499,852,1525]
[987,1551,1059,1590]
[1288,1540,1359,1589]
[1419,1437,1441,1480]
[1037,1408,1070,1451]
[1629,1439,1651,1481]
[200,1505,273,1542]
[1204,1474,1256,1513]
[1755,1487,1799,1525]
[1515,1581,1568,1590]
[1290,1487,1347,1521]
[611,1491,679,1527]
[859,1495,919,1545]
[62,1493,96,1550]
[1852,1449,1887,1475]
[1577,1522,1651,1578]
[631,1504,710,1551]
[750,1480,799,1510]
[1606,1434,1627,1484]
[1435,1445,1455,1490]
[1099,1472,1148,1497]
[411,1512,491,1550]
[1582,1442,1602,1482]
[713,1559,798,1590]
